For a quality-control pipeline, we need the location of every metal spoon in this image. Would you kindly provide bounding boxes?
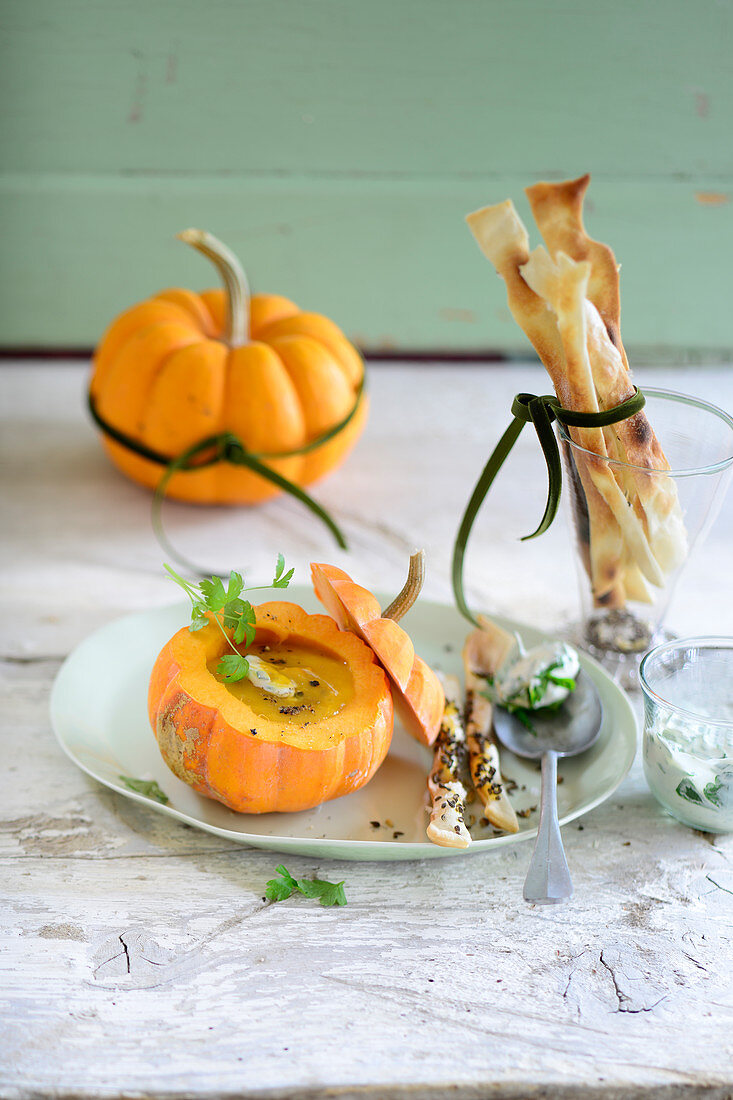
[493,671,603,905]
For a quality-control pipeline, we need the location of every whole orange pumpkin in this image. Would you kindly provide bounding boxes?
[90,230,367,503]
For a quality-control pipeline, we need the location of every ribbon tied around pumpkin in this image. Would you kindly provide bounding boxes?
[88,377,365,570]
[87,227,370,575]
[452,386,646,626]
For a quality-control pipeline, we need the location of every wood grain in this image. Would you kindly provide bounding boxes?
[1,360,732,1097]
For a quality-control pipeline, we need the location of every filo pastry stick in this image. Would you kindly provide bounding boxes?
[519,248,665,589]
[465,202,627,606]
[525,176,687,577]
[426,674,471,849]
[462,617,519,834]
[525,175,627,363]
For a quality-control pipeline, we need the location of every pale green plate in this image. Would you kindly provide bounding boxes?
[49,586,637,861]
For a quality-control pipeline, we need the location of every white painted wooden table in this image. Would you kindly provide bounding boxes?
[2,359,733,1100]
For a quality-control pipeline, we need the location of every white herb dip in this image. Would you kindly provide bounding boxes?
[495,641,580,710]
[643,717,733,833]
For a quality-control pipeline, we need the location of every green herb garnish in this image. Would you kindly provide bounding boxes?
[481,655,573,737]
[120,776,170,804]
[489,659,577,714]
[164,555,293,683]
[703,777,724,807]
[510,707,540,734]
[506,700,565,736]
[675,778,704,805]
[265,864,347,907]
[533,659,577,701]
[546,673,577,691]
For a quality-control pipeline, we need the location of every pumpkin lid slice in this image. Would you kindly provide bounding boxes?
[311,552,444,747]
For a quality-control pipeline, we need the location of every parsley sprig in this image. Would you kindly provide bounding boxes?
[265,864,347,907]
[164,554,294,683]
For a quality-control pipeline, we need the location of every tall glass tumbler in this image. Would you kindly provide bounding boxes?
[558,389,733,686]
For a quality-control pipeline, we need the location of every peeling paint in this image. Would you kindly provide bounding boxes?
[694,90,711,118]
[439,308,478,324]
[695,191,730,206]
[166,52,178,85]
[127,48,147,124]
[36,922,85,941]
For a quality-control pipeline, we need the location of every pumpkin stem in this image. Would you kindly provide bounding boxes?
[177,228,250,347]
[382,550,426,622]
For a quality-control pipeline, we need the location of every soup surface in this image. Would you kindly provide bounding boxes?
[209,639,355,728]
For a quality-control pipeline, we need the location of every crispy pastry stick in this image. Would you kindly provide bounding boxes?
[462,618,519,834]
[466,201,569,402]
[426,674,471,849]
[526,177,687,576]
[520,248,665,588]
[525,174,627,364]
[466,202,626,605]
[584,301,687,574]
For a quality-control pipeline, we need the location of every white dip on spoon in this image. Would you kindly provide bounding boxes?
[494,641,580,711]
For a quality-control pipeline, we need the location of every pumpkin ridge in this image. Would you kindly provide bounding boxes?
[154,288,217,336]
[92,301,198,396]
[139,339,226,447]
[268,334,356,441]
[249,292,300,337]
[256,312,363,387]
[147,639,181,728]
[222,342,308,455]
[198,288,226,337]
[97,322,203,437]
[102,317,201,384]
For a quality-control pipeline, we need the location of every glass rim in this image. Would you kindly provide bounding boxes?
[556,386,733,478]
[639,634,733,729]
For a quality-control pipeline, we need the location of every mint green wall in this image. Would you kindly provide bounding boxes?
[1,0,731,356]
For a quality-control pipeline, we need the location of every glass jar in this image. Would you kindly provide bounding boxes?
[640,636,733,833]
[558,388,733,688]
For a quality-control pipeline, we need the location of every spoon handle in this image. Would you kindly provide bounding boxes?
[523,750,573,905]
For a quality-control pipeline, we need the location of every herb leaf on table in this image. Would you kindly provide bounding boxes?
[297,877,348,907]
[119,776,170,804]
[164,558,293,682]
[265,865,347,907]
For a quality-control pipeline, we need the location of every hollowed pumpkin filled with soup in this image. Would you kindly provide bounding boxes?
[148,602,393,813]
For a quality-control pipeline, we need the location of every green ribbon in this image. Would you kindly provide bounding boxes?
[451,386,646,626]
[88,378,365,571]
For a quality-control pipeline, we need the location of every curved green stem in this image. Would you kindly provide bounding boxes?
[177,228,250,347]
[451,387,646,626]
[382,550,426,621]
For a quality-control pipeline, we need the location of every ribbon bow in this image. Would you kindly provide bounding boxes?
[451,386,646,626]
[88,380,365,571]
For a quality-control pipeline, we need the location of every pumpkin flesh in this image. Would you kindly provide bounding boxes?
[148,602,393,813]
